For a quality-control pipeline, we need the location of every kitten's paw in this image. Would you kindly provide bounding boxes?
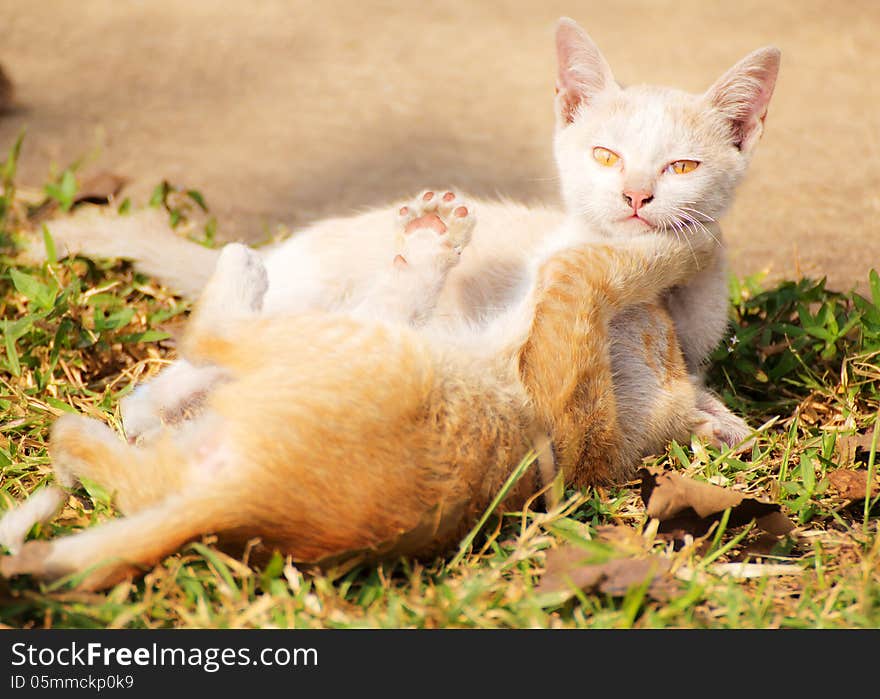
[50,414,119,484]
[0,540,54,579]
[120,384,162,445]
[121,362,224,444]
[205,243,269,316]
[693,390,753,450]
[394,190,475,270]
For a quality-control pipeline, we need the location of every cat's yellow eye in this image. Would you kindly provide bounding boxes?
[666,159,700,175]
[592,147,620,167]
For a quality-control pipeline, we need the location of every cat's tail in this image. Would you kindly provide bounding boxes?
[22,207,220,299]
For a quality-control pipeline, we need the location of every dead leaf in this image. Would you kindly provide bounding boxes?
[638,468,795,538]
[835,431,878,466]
[28,171,129,224]
[72,171,129,207]
[755,512,797,536]
[743,531,788,557]
[536,546,679,602]
[594,524,647,551]
[827,469,879,501]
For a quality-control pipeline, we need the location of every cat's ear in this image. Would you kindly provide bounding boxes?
[704,47,781,154]
[555,18,617,127]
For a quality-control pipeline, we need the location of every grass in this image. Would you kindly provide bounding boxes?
[0,139,878,629]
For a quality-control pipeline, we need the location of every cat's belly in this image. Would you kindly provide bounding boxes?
[433,199,565,322]
[435,256,531,323]
[260,196,563,320]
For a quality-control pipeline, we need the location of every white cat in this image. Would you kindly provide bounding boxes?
[33,18,780,446]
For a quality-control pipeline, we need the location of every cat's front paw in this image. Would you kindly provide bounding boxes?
[394,190,475,272]
[693,390,753,450]
[121,384,162,445]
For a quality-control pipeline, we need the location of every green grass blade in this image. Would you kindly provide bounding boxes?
[447,451,538,569]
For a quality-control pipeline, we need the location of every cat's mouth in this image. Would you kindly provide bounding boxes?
[623,213,653,228]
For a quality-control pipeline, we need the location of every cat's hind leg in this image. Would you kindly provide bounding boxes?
[190,243,269,330]
[0,415,175,554]
[0,488,69,554]
[121,243,269,443]
[351,190,476,325]
[50,414,191,514]
[0,493,224,590]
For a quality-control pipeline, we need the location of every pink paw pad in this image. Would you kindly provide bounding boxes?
[405,213,447,235]
[396,189,475,258]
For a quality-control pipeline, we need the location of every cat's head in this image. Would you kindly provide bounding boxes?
[553,17,780,239]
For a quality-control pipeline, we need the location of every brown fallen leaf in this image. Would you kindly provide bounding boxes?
[827,469,879,501]
[594,524,647,552]
[743,531,790,558]
[28,170,129,223]
[536,546,679,602]
[835,431,878,466]
[72,171,129,207]
[638,468,795,538]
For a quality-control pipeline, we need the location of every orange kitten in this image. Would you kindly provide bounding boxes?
[1,193,714,590]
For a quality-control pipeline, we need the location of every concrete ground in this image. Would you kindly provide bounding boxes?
[1,0,877,290]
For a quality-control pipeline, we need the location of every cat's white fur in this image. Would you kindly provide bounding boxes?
[32,19,780,446]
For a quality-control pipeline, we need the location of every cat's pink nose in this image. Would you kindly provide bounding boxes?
[622,190,654,212]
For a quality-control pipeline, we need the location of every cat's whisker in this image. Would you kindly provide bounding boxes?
[658,215,672,238]
[655,213,674,240]
[676,207,720,248]
[676,211,709,235]
[678,205,716,223]
[671,208,723,249]
[686,217,722,249]
[669,216,699,269]
[673,199,716,223]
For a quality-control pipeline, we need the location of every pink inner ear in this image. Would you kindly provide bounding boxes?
[707,47,781,151]
[557,88,585,125]
[555,23,584,90]
[555,18,615,124]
